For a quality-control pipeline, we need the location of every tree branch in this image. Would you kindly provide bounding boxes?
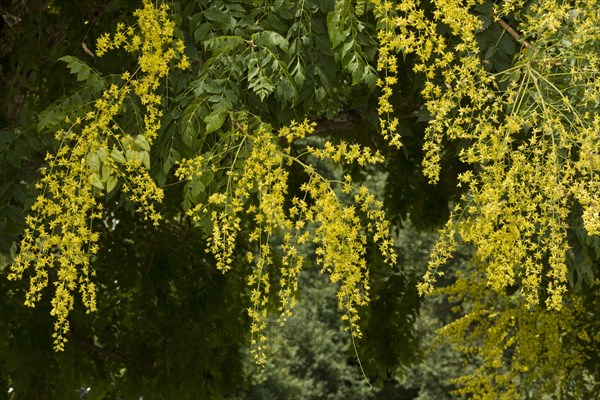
[312,112,363,136]
[67,332,153,369]
[496,18,532,49]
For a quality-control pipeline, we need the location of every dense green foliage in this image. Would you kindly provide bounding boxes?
[1,0,599,398]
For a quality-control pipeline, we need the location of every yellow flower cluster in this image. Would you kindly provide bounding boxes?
[178,119,397,364]
[436,264,589,398]
[371,1,403,149]
[174,155,205,181]
[308,141,385,165]
[573,116,600,236]
[372,0,599,394]
[9,0,186,350]
[373,0,599,308]
[371,0,495,178]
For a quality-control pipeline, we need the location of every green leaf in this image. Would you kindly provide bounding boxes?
[341,40,354,60]
[181,97,208,148]
[253,31,289,53]
[327,7,343,48]
[37,108,63,132]
[200,170,215,192]
[110,149,126,164]
[96,147,107,162]
[134,135,151,152]
[140,151,151,169]
[91,173,104,191]
[477,15,492,31]
[204,7,226,23]
[59,55,103,93]
[105,175,118,194]
[498,34,517,56]
[87,152,101,173]
[204,36,245,53]
[163,148,181,175]
[191,178,205,198]
[77,68,90,81]
[247,56,275,101]
[59,56,83,73]
[291,61,305,87]
[194,23,211,44]
[88,74,104,92]
[205,110,227,134]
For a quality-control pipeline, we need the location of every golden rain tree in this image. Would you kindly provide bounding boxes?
[7,0,397,368]
[373,0,599,397]
[1,0,599,398]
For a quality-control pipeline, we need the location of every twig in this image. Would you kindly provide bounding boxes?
[496,18,532,49]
